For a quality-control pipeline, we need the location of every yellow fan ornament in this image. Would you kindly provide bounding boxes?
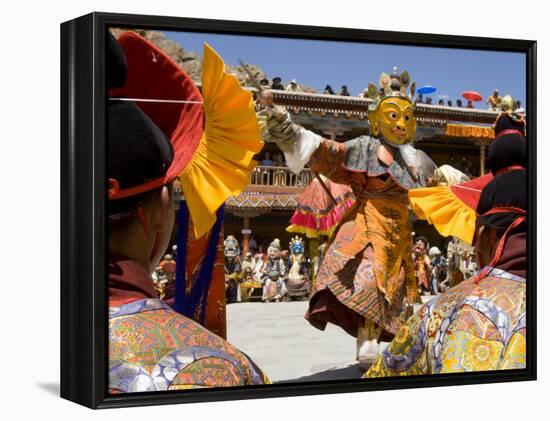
[179,44,264,238]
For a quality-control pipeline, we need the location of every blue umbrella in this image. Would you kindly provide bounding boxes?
[417,85,437,95]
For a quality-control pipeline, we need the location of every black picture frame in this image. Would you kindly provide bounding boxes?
[61,11,537,409]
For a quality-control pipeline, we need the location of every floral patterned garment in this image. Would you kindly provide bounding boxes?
[109,255,269,393]
[365,268,526,377]
[109,299,269,393]
[306,137,421,337]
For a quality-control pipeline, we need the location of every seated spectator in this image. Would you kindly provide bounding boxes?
[324,85,335,95]
[271,77,284,90]
[273,152,284,167]
[259,78,270,88]
[272,152,286,185]
[456,99,463,107]
[466,100,475,109]
[285,79,300,92]
[415,93,424,104]
[426,97,433,105]
[447,100,453,107]
[438,99,445,105]
[339,85,351,96]
[260,151,274,166]
[249,236,258,253]
[366,169,527,377]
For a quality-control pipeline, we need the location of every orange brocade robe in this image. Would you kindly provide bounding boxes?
[306,136,425,338]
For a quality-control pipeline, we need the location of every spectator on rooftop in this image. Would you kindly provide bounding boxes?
[271,77,285,90]
[285,79,300,92]
[456,99,463,107]
[515,100,525,113]
[466,100,475,109]
[259,78,270,88]
[487,89,502,110]
[324,85,335,95]
[426,97,433,105]
[438,99,445,106]
[339,85,351,96]
[447,100,453,107]
[415,93,424,104]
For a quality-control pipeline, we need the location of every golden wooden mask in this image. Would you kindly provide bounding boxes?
[369,97,416,145]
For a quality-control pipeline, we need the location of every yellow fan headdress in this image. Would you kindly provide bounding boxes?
[180,44,263,237]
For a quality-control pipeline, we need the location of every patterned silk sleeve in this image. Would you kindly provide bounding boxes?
[500,328,526,369]
[365,274,526,378]
[438,304,521,373]
[168,356,270,390]
[365,306,432,378]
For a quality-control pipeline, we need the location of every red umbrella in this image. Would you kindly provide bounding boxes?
[462,91,483,102]
[287,175,355,239]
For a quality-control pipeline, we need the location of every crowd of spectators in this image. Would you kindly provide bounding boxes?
[260,76,352,98]
[256,76,524,114]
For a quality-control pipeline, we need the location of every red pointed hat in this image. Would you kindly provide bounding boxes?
[109,32,205,198]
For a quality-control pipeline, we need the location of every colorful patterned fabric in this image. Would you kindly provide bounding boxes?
[306,138,420,338]
[109,298,269,393]
[342,136,429,190]
[365,268,526,377]
[287,176,355,239]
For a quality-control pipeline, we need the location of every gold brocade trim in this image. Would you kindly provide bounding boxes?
[286,224,335,239]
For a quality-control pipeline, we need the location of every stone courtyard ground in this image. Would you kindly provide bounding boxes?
[225,295,436,383]
[226,300,365,383]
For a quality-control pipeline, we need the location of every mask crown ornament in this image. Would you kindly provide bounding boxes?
[366,66,415,112]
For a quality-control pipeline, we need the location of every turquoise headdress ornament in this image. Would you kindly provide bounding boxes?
[366,67,416,112]
[289,236,305,255]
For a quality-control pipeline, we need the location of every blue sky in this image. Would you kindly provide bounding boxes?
[164,30,526,106]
